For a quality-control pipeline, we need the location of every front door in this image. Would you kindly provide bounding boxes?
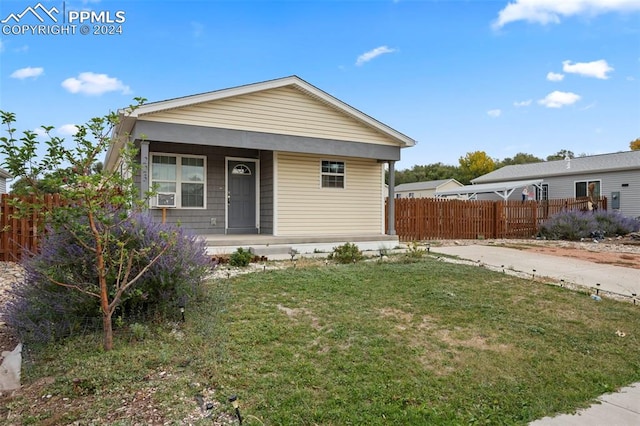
[227,159,257,234]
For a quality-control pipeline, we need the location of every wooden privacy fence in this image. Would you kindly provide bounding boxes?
[387,196,607,241]
[0,193,64,262]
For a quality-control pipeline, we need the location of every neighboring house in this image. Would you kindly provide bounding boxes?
[0,168,11,193]
[395,179,463,199]
[469,151,640,218]
[105,76,415,253]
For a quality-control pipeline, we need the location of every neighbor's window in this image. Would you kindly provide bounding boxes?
[151,154,205,208]
[321,160,345,188]
[535,184,549,201]
[575,180,600,198]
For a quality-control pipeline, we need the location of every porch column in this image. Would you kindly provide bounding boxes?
[139,140,150,200]
[387,160,396,235]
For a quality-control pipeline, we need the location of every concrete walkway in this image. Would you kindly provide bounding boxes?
[430,245,640,426]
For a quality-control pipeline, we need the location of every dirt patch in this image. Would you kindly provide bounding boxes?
[506,244,640,270]
[436,236,640,270]
[435,328,511,353]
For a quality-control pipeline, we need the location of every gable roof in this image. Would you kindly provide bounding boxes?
[395,179,462,192]
[107,76,416,170]
[124,75,414,146]
[0,167,12,179]
[473,151,640,184]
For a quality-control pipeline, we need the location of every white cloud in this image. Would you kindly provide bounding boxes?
[61,72,131,95]
[10,66,44,79]
[513,99,532,107]
[546,72,564,81]
[627,76,636,81]
[493,0,640,29]
[58,124,80,136]
[538,90,581,108]
[562,59,614,79]
[356,46,396,66]
[487,109,502,118]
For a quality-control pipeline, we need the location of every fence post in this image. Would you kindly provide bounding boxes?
[493,202,499,239]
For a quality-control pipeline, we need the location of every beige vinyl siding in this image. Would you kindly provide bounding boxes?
[276,152,384,236]
[140,86,397,146]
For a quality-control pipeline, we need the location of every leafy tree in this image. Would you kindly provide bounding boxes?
[9,167,77,195]
[390,162,462,185]
[630,138,640,151]
[546,149,575,161]
[497,152,543,168]
[458,151,495,184]
[0,99,179,351]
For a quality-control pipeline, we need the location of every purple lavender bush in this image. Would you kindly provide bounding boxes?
[538,210,640,241]
[4,212,211,344]
[593,210,640,236]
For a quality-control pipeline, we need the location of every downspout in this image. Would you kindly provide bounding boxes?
[387,161,396,235]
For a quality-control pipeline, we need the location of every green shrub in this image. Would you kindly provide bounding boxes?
[405,241,426,259]
[129,323,150,341]
[328,242,363,264]
[229,247,253,267]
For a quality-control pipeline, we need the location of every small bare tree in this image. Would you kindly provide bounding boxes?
[0,99,175,351]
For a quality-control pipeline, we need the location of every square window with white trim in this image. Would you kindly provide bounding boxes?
[575,180,600,198]
[151,154,206,208]
[321,160,345,188]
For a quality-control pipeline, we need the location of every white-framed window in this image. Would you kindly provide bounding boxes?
[321,160,345,188]
[150,153,206,208]
[535,184,549,201]
[408,192,415,198]
[575,180,600,199]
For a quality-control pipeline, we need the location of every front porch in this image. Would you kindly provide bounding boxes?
[202,233,401,259]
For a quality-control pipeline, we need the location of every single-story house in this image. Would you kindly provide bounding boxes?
[467,151,640,218]
[0,167,11,194]
[106,76,415,255]
[394,179,463,198]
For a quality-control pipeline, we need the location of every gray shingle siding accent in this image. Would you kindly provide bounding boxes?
[260,151,274,234]
[136,142,270,234]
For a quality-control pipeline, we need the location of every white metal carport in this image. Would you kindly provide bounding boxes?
[434,179,544,200]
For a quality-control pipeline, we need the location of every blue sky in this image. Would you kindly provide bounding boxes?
[1,0,639,172]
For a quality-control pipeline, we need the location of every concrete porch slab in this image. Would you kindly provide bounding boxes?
[201,234,401,259]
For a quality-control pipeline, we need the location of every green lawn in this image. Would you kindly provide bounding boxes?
[3,257,640,425]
